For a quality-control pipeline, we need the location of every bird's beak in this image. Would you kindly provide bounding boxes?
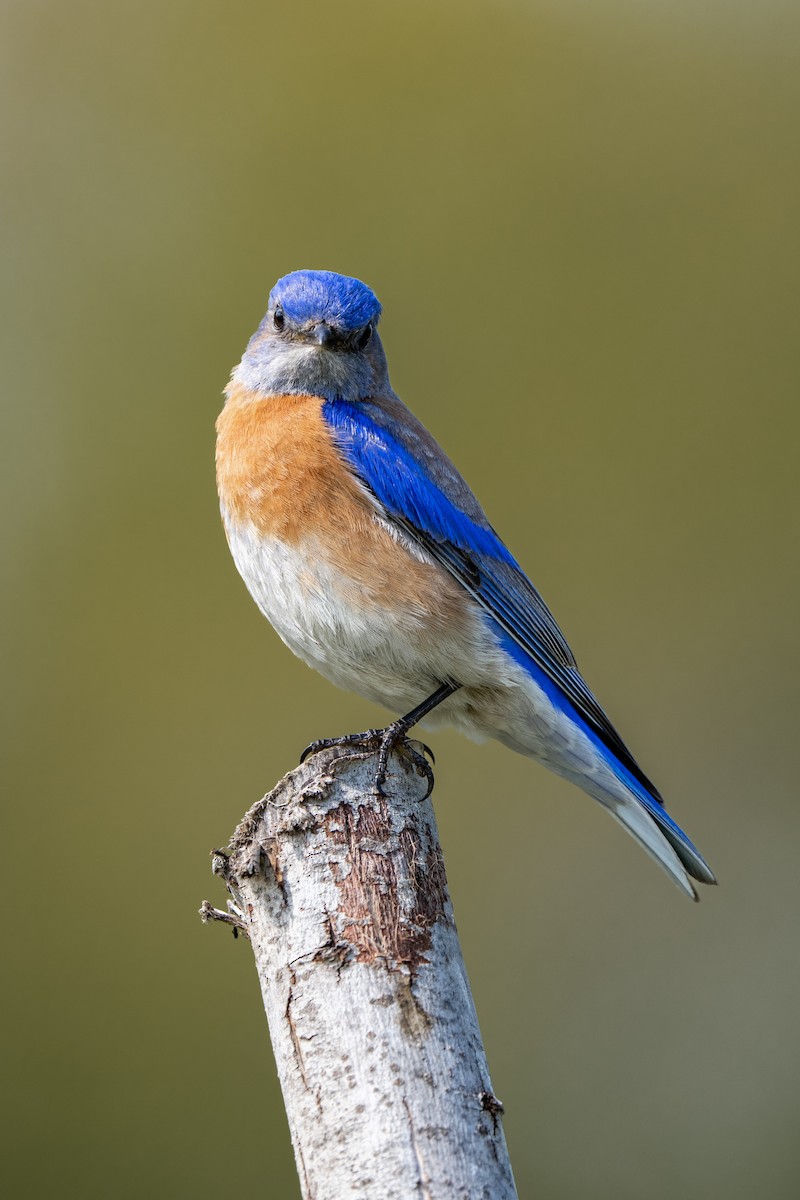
[311,322,337,348]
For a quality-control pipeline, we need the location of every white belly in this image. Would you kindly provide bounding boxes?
[222,517,621,794]
[223,517,498,712]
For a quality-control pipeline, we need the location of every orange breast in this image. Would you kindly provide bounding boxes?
[216,384,365,544]
[215,384,470,624]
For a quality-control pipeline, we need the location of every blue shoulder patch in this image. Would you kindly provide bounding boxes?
[322,399,514,561]
[270,270,381,332]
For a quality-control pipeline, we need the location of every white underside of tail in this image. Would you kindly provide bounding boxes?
[605,796,698,900]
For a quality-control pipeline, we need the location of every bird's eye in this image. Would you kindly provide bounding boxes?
[273,304,285,331]
[357,322,373,350]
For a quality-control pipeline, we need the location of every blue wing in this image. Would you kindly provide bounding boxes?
[323,397,658,794]
[323,398,715,889]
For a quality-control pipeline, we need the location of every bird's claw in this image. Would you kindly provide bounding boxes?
[299,729,381,765]
[401,740,436,800]
[412,740,435,767]
[372,723,436,800]
[299,727,435,799]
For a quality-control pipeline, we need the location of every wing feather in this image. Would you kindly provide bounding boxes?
[323,398,663,804]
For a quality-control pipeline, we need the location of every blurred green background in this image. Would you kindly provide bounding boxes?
[3,1,798,1196]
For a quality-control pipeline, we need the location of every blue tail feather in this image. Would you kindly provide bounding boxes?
[497,630,716,889]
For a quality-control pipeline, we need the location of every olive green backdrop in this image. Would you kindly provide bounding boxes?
[3,1,798,1196]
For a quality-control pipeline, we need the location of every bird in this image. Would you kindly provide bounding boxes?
[216,269,715,900]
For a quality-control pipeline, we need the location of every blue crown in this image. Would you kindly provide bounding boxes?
[269,270,381,332]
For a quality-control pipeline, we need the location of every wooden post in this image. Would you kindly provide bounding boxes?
[201,744,518,1200]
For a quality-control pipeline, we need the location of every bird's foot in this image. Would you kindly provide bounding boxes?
[300,725,435,799]
[373,721,436,798]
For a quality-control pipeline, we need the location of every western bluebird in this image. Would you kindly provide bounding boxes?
[216,269,715,900]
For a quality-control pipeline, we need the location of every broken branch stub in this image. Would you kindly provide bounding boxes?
[204,744,518,1200]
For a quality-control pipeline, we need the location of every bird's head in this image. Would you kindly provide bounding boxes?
[234,270,388,402]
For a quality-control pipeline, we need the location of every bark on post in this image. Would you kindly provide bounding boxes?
[202,743,518,1200]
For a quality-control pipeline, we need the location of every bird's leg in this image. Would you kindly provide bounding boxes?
[372,681,462,795]
[300,681,462,798]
